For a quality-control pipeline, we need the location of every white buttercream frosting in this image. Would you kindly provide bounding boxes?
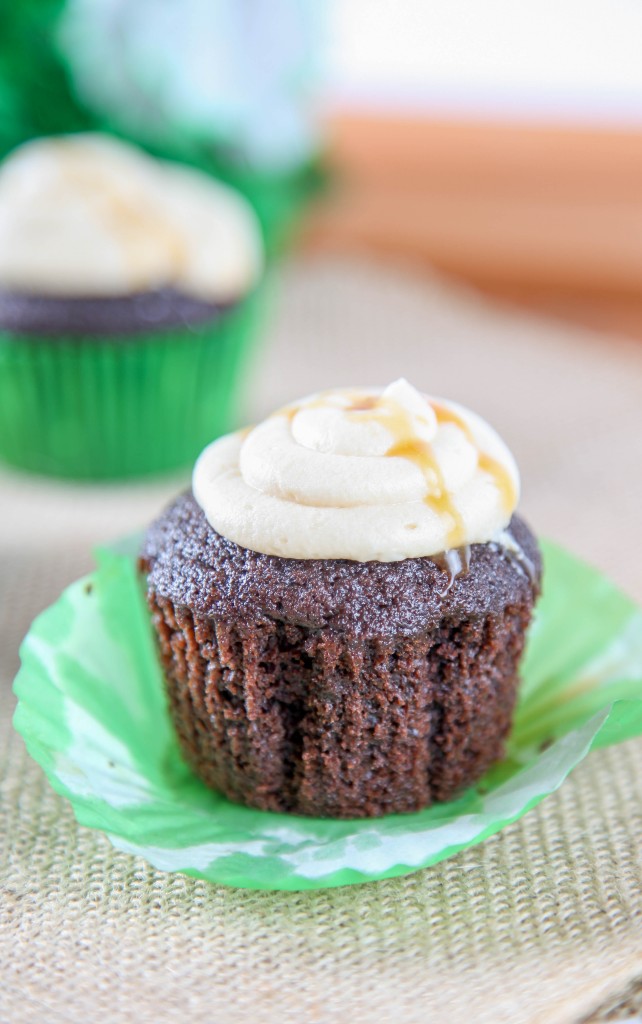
[0,134,262,299]
[193,379,520,562]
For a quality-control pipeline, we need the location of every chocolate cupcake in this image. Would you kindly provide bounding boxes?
[0,133,264,478]
[142,379,541,818]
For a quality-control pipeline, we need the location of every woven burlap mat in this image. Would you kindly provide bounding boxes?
[1,257,642,1024]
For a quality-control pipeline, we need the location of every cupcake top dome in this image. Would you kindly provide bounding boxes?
[0,134,262,300]
[193,379,520,562]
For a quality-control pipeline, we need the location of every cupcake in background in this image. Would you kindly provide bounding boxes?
[57,0,323,253]
[0,2,323,256]
[0,133,265,479]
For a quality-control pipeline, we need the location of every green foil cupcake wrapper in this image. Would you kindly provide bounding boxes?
[0,285,266,479]
[12,538,642,891]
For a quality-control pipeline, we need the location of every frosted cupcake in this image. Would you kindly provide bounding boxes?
[141,379,541,818]
[0,134,264,478]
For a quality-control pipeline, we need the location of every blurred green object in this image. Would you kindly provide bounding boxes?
[0,0,323,255]
[12,538,642,890]
[0,0,94,148]
[0,285,267,479]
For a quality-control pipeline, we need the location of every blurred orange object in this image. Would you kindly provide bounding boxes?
[303,115,642,339]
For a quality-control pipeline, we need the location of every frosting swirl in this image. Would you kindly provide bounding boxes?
[0,134,262,300]
[193,379,520,562]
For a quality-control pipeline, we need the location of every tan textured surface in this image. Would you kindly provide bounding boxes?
[1,257,642,1024]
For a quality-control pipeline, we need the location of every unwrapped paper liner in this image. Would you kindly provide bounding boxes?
[13,538,642,890]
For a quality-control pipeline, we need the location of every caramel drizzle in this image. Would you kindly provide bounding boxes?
[386,435,465,549]
[57,144,188,283]
[345,394,467,546]
[279,391,516,557]
[351,395,516,550]
[430,545,472,595]
[431,401,517,519]
[347,396,379,412]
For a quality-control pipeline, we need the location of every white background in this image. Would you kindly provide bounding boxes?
[325,0,642,121]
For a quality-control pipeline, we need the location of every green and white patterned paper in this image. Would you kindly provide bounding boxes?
[13,539,642,890]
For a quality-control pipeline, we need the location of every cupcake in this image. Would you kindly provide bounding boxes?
[0,134,264,479]
[141,379,541,818]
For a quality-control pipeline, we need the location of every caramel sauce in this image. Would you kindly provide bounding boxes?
[348,393,515,552]
[430,545,472,595]
[347,396,379,412]
[431,545,471,576]
[386,436,466,549]
[346,393,466,549]
[431,401,474,441]
[280,389,345,422]
[281,404,298,423]
[478,453,516,517]
[62,153,188,282]
[432,401,517,517]
[280,392,515,564]
[281,390,380,423]
[101,186,188,281]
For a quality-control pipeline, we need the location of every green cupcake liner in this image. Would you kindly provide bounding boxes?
[12,538,642,890]
[0,285,267,480]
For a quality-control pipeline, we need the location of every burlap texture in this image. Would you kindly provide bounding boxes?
[2,258,642,1024]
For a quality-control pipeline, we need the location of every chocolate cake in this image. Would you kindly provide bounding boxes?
[141,492,541,818]
[0,287,232,337]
